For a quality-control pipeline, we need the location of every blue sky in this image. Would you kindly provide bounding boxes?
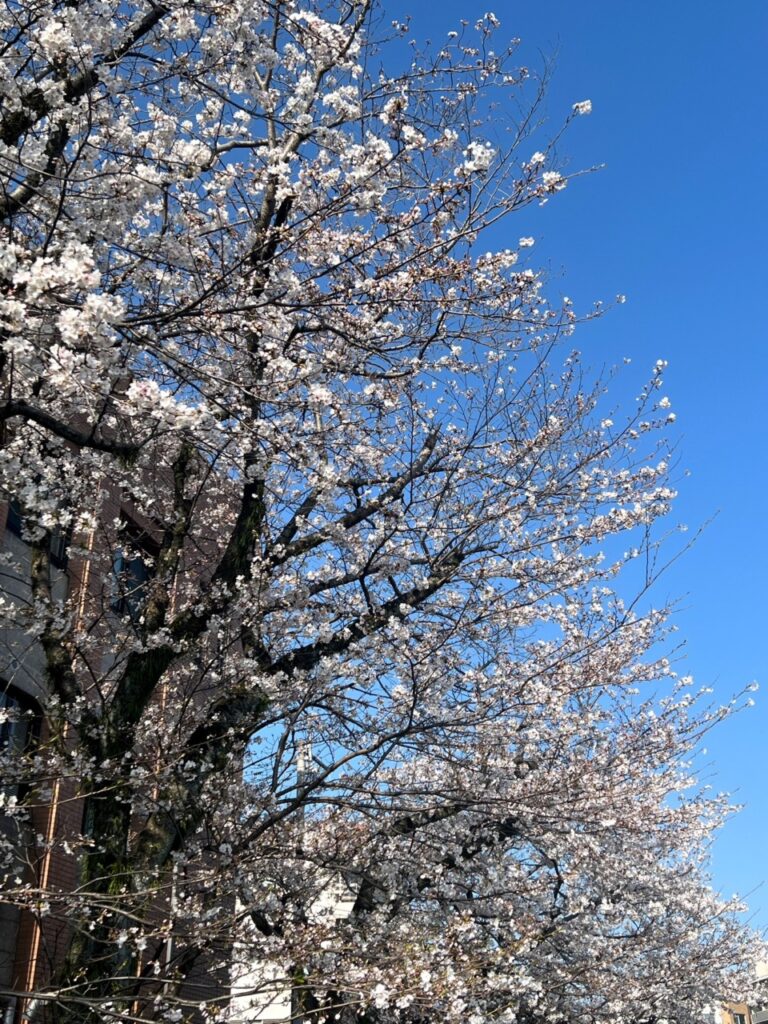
[392,1,768,930]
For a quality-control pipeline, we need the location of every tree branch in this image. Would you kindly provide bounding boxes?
[0,399,142,455]
[0,3,168,149]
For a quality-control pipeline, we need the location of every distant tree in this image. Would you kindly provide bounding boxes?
[0,2,758,1023]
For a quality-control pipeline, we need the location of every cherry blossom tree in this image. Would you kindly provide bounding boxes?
[0,2,759,1023]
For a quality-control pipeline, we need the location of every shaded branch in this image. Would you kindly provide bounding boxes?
[0,398,142,456]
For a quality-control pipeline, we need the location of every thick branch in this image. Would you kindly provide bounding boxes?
[29,536,81,706]
[0,399,141,455]
[0,121,69,220]
[0,4,168,149]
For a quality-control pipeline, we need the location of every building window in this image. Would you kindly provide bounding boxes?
[0,686,38,800]
[49,526,70,569]
[0,689,31,755]
[733,1014,747,1024]
[3,499,70,568]
[4,499,23,537]
[111,516,159,620]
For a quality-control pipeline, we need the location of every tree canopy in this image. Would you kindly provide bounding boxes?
[0,2,759,1023]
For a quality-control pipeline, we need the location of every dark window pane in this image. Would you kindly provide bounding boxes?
[111,549,152,619]
[0,690,31,754]
[5,500,23,537]
[1,687,38,802]
[49,527,69,569]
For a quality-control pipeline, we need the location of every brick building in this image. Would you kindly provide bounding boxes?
[1,497,84,1021]
[0,468,234,1022]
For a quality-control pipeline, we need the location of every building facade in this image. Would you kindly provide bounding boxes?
[0,498,84,1020]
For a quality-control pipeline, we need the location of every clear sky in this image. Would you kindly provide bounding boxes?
[391,1,768,931]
